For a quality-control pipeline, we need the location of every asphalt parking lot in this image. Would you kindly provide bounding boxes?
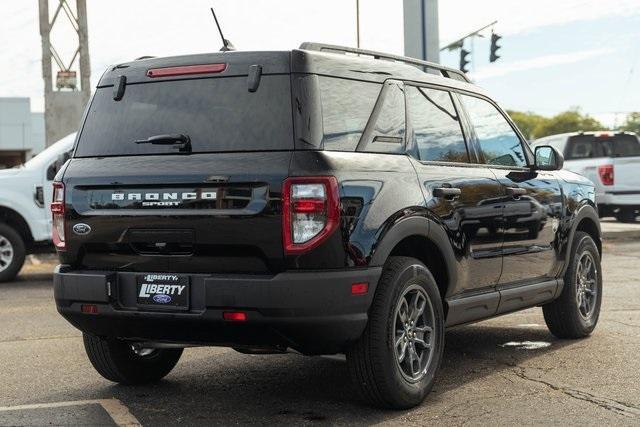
[1,234,639,426]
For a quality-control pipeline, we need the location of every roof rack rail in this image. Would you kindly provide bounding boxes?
[299,42,470,83]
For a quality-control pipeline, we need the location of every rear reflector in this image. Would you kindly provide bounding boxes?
[351,282,369,295]
[223,311,247,322]
[81,304,98,314]
[146,63,227,78]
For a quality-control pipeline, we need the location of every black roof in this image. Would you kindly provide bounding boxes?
[97,43,485,96]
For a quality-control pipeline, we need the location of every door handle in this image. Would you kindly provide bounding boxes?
[433,187,462,199]
[506,187,527,197]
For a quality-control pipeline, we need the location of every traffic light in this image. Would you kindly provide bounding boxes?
[459,49,470,73]
[490,33,502,63]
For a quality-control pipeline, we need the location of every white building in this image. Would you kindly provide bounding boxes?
[0,98,45,169]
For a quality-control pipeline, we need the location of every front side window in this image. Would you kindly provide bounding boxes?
[460,95,527,167]
[406,86,468,162]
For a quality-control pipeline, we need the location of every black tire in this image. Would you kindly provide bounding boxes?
[614,208,637,223]
[83,334,183,384]
[346,256,445,409]
[0,223,26,283]
[543,232,602,339]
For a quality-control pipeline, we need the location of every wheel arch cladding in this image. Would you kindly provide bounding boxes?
[370,216,457,303]
[575,215,601,255]
[563,205,601,276]
[0,206,33,245]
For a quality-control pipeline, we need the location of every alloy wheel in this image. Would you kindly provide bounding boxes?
[0,234,14,273]
[576,251,598,320]
[393,284,435,382]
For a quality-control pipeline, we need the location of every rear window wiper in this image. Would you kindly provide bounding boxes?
[134,134,191,153]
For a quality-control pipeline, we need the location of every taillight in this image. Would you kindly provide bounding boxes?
[598,164,614,186]
[282,176,340,254]
[51,182,66,250]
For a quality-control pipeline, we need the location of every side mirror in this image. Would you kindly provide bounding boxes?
[534,145,564,171]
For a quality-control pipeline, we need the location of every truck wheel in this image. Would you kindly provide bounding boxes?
[0,223,26,283]
[83,334,183,384]
[346,256,445,409]
[543,232,602,338]
[614,208,637,223]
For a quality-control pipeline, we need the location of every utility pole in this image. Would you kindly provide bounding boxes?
[356,0,361,48]
[403,0,440,63]
[39,0,91,146]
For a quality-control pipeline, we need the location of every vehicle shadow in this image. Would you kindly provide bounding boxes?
[75,323,579,425]
[0,272,54,292]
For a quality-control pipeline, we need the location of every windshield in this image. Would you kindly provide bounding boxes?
[566,134,640,159]
[75,75,293,157]
[18,133,76,170]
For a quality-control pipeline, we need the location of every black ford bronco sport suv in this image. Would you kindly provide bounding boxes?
[53,43,602,409]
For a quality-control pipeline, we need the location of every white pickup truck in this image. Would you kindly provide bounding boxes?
[0,133,75,282]
[531,131,640,222]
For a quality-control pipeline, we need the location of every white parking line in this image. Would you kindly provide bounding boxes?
[0,398,141,426]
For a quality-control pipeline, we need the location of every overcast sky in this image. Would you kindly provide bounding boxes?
[1,0,638,127]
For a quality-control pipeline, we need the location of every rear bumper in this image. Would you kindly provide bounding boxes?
[53,266,381,354]
[597,191,640,208]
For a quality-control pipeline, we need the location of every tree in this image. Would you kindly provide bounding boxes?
[507,108,606,140]
[620,112,640,134]
[533,109,604,138]
[506,110,548,140]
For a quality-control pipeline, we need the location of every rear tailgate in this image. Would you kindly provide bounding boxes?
[60,52,294,274]
[62,152,290,273]
[565,133,640,193]
[599,133,640,193]
[611,155,640,193]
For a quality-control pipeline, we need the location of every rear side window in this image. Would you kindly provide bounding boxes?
[358,81,406,154]
[318,77,381,151]
[567,134,640,159]
[75,75,293,157]
[460,94,527,167]
[406,86,468,162]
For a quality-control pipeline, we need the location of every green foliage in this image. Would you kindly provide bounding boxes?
[620,112,640,134]
[536,110,603,137]
[506,108,605,140]
[506,110,546,140]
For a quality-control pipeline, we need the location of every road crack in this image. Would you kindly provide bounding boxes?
[513,368,640,419]
[606,319,640,329]
[0,335,79,344]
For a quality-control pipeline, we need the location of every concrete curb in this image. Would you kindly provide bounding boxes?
[602,229,640,241]
[600,220,640,241]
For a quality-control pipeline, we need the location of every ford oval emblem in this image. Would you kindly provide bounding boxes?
[72,223,91,235]
[153,294,172,304]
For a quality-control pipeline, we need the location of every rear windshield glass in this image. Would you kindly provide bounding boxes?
[75,75,293,157]
[566,134,640,159]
